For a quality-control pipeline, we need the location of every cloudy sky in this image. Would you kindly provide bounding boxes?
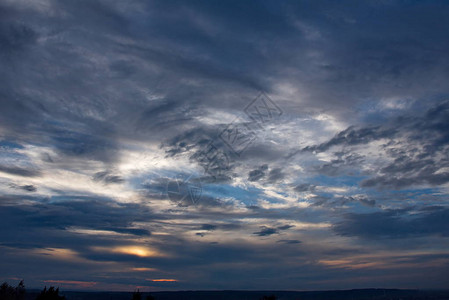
[1,0,449,292]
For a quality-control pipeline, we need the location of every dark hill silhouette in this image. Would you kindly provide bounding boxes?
[22,288,449,300]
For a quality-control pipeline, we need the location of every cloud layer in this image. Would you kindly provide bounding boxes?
[1,0,449,291]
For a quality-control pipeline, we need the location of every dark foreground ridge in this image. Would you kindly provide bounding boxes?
[24,289,449,300]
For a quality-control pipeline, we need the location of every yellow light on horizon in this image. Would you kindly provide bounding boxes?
[92,246,166,258]
[117,246,152,257]
[147,279,177,282]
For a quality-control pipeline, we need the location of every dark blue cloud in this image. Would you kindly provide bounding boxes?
[334,207,449,239]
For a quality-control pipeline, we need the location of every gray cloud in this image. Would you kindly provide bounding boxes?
[253,224,294,237]
[302,126,396,154]
[9,183,37,192]
[0,165,40,177]
[93,171,125,184]
[248,164,268,182]
[294,183,316,193]
[267,168,284,183]
[277,239,301,244]
[253,227,278,237]
[334,207,449,239]
[294,101,449,189]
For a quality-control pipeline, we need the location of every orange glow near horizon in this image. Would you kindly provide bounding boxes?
[92,246,166,258]
[43,280,97,288]
[132,267,158,272]
[147,279,178,282]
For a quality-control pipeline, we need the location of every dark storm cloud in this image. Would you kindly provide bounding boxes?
[334,207,449,239]
[2,0,449,157]
[3,0,448,179]
[0,195,153,236]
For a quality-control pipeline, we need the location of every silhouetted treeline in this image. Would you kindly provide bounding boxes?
[36,286,66,300]
[0,280,25,300]
[0,282,67,300]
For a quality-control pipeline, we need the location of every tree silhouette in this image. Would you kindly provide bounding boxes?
[0,282,16,300]
[36,286,66,300]
[131,289,141,300]
[15,281,25,300]
[0,280,26,300]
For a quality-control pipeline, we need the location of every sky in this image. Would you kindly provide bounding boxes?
[1,0,449,292]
